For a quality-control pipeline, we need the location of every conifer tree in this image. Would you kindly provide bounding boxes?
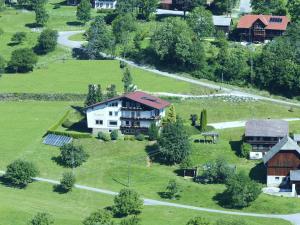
[106,84,118,99]
[76,0,91,24]
[200,109,207,131]
[85,84,96,107]
[122,67,133,93]
[162,104,176,126]
[95,84,103,102]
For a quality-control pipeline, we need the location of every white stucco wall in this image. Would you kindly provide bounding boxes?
[249,151,263,160]
[267,175,287,187]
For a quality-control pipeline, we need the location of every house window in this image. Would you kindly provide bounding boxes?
[109,111,113,116]
[109,121,118,126]
[95,120,103,125]
[136,111,141,117]
[275,177,280,181]
[115,111,118,116]
[126,121,130,126]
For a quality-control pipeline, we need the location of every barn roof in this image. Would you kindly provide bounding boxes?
[86,91,170,110]
[245,119,288,137]
[237,14,289,31]
[263,136,300,164]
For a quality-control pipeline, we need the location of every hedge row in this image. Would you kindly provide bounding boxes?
[0,93,86,101]
[46,110,92,139]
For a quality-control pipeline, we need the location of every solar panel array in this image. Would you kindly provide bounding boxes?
[43,134,73,147]
[269,17,282,23]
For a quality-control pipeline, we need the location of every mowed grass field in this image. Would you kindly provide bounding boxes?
[2,100,300,218]
[0,60,214,94]
[0,182,291,225]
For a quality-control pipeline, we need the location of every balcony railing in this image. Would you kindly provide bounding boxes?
[120,116,160,121]
[121,106,143,111]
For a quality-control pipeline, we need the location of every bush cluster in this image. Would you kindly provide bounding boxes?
[98,132,111,141]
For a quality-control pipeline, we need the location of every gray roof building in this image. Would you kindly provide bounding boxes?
[263,136,300,164]
[245,119,289,137]
[213,16,232,27]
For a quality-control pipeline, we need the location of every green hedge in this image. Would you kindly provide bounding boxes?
[46,110,92,139]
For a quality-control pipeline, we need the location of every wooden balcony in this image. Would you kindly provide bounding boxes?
[120,116,160,121]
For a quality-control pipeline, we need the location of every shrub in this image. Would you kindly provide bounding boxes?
[62,119,74,128]
[164,179,180,199]
[135,133,145,141]
[0,55,5,74]
[35,29,58,54]
[98,131,111,141]
[240,142,252,158]
[223,171,261,208]
[5,159,39,187]
[120,216,141,225]
[148,122,159,141]
[29,212,54,225]
[120,60,127,69]
[7,48,38,73]
[60,172,75,192]
[60,143,89,167]
[199,158,234,184]
[110,130,119,140]
[215,219,247,225]
[124,135,135,141]
[83,209,113,225]
[113,189,143,217]
[186,217,211,225]
[11,32,27,44]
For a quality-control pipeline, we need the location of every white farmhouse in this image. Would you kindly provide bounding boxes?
[94,0,117,9]
[85,91,170,135]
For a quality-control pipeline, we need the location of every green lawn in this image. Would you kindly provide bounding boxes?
[2,100,300,216]
[173,98,300,123]
[68,32,86,41]
[0,60,214,95]
[0,182,290,225]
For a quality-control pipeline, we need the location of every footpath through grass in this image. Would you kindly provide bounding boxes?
[0,182,291,225]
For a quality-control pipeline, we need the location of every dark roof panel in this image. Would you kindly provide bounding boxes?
[245,119,289,137]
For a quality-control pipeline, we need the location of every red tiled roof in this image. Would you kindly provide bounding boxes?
[237,14,289,31]
[86,91,170,110]
[160,0,172,4]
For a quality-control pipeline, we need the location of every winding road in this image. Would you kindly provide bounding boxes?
[58,31,300,108]
[0,171,299,225]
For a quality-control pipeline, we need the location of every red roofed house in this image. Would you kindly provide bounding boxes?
[237,14,290,42]
[85,91,170,135]
[160,0,173,9]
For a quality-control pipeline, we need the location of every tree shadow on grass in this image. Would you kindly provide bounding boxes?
[229,140,243,157]
[51,156,68,168]
[145,143,168,165]
[249,162,267,184]
[0,176,27,189]
[66,21,83,26]
[7,42,20,47]
[53,184,69,194]
[25,22,43,29]
[72,48,90,60]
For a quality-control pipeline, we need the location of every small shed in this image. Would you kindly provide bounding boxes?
[213,16,232,33]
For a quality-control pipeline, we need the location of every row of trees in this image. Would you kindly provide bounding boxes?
[251,0,300,21]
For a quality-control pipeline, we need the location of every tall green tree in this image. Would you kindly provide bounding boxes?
[35,29,58,54]
[288,0,300,22]
[35,4,49,26]
[151,17,206,69]
[85,84,103,107]
[224,171,261,208]
[159,117,191,164]
[187,6,214,38]
[112,13,137,44]
[138,0,158,20]
[162,104,176,125]
[116,0,138,14]
[0,0,5,11]
[199,109,207,131]
[251,0,288,15]
[7,48,38,73]
[122,67,133,93]
[113,189,143,216]
[148,122,159,141]
[60,143,89,168]
[5,159,39,187]
[76,0,91,23]
[212,0,238,14]
[86,16,115,59]
[106,84,118,99]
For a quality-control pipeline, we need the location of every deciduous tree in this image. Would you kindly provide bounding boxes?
[29,212,54,225]
[35,29,58,54]
[83,209,113,225]
[76,0,91,23]
[60,143,89,168]
[7,48,38,73]
[113,189,143,216]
